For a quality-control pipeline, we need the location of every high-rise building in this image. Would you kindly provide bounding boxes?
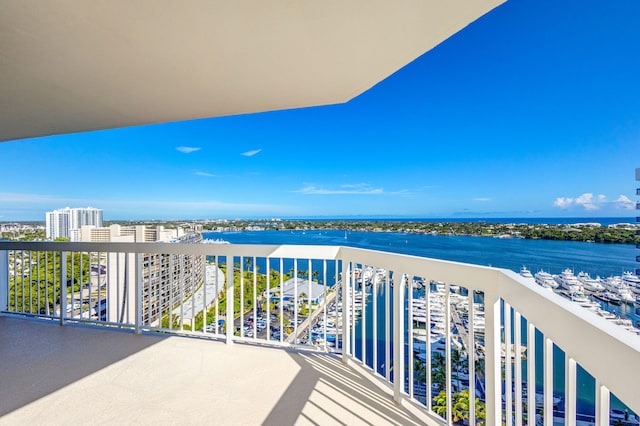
[45,210,70,240]
[79,224,204,325]
[45,207,103,240]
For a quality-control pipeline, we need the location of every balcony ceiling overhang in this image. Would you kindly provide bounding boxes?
[0,0,505,142]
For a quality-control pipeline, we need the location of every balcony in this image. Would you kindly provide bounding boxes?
[1,241,639,425]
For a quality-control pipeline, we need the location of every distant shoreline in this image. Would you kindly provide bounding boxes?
[202,219,640,245]
[3,217,638,245]
[2,216,636,226]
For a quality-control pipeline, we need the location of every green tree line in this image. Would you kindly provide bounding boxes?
[8,251,91,314]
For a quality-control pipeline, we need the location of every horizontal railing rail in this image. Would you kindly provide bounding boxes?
[1,241,639,425]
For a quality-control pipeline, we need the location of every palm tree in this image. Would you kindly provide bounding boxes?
[414,357,427,382]
[451,349,467,391]
[431,352,446,392]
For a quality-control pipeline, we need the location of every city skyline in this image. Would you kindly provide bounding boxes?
[1,0,639,221]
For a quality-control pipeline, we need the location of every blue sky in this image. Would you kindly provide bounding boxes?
[1,0,639,221]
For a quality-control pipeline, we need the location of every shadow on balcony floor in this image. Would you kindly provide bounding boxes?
[0,316,427,425]
[0,316,167,417]
[264,352,425,425]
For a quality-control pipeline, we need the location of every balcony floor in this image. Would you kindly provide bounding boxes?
[0,316,427,425]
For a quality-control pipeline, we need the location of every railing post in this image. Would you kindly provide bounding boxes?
[0,250,8,313]
[565,356,576,426]
[393,271,405,403]
[60,251,67,325]
[468,289,476,426]
[514,311,523,426]
[135,253,142,334]
[484,291,501,426]
[527,321,536,426]
[544,337,553,426]
[445,281,452,423]
[341,260,350,362]
[226,256,234,344]
[504,301,512,426]
[595,380,610,426]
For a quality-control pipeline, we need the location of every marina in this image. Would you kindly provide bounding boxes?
[522,266,640,335]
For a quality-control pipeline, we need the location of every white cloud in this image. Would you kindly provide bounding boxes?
[295,183,384,195]
[194,171,214,177]
[615,195,635,209]
[575,193,599,210]
[553,192,634,211]
[553,197,574,209]
[176,146,201,154]
[241,149,262,157]
[473,197,492,202]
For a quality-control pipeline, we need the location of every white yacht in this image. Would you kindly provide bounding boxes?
[554,269,583,292]
[576,271,604,292]
[534,270,558,290]
[596,291,622,305]
[602,276,636,304]
[622,271,640,296]
[519,266,534,279]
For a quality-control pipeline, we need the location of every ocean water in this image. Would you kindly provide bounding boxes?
[203,228,637,278]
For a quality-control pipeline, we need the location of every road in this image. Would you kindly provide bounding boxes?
[287,283,339,344]
[172,264,224,321]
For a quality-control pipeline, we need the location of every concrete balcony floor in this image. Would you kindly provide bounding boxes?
[0,316,426,425]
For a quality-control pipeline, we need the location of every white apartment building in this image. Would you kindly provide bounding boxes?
[45,207,103,240]
[80,224,204,325]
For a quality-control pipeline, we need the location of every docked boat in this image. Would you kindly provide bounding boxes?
[595,308,616,320]
[622,271,640,296]
[576,271,604,292]
[568,289,590,304]
[534,270,558,290]
[595,291,622,305]
[554,269,583,292]
[519,266,534,279]
[602,276,635,304]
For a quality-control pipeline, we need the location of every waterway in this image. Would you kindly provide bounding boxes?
[203,228,637,278]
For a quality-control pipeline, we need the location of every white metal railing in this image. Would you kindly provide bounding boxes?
[1,241,639,425]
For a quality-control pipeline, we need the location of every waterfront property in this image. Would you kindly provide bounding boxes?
[2,2,639,425]
[1,241,639,425]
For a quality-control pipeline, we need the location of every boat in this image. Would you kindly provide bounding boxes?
[622,271,640,295]
[594,291,622,305]
[602,276,636,304]
[568,289,590,304]
[534,270,558,290]
[596,308,617,320]
[202,238,230,244]
[554,269,583,292]
[576,271,604,292]
[519,266,534,279]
